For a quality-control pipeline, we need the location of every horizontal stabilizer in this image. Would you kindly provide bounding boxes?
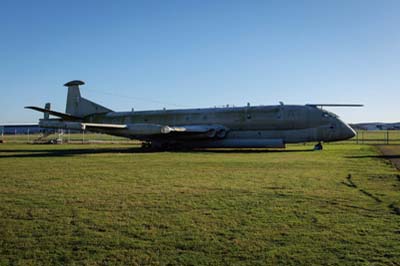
[25,106,82,121]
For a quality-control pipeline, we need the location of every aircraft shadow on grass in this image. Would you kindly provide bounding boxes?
[0,147,314,158]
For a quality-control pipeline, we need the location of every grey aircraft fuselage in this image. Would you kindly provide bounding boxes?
[87,105,355,144]
[27,80,357,149]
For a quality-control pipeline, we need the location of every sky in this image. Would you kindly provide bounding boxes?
[0,0,399,123]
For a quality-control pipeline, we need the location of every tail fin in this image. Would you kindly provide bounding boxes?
[44,103,50,120]
[64,80,112,117]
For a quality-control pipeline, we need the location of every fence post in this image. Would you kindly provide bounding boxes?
[361,131,364,144]
[356,130,359,144]
[387,130,389,145]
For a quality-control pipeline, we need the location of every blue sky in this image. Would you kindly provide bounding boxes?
[0,0,399,123]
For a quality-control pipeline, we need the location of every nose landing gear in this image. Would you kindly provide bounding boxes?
[314,142,323,151]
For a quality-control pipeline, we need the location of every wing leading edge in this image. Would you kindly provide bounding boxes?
[38,119,228,139]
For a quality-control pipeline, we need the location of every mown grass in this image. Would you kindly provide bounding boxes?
[0,143,399,265]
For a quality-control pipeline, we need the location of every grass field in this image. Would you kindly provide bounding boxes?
[0,143,400,265]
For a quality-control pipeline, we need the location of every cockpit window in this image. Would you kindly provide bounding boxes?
[322,111,338,118]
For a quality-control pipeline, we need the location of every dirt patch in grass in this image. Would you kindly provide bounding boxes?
[376,145,400,170]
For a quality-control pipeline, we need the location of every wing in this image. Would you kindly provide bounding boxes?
[38,119,228,139]
[81,123,229,138]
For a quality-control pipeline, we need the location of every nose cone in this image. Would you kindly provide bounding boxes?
[341,123,356,140]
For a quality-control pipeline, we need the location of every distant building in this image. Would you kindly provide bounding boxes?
[0,124,83,135]
[0,124,45,135]
[350,122,400,131]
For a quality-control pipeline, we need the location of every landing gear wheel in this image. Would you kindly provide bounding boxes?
[314,142,323,151]
[141,142,152,149]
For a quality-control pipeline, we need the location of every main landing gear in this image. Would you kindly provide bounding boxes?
[140,141,188,151]
[141,141,152,149]
[314,142,323,151]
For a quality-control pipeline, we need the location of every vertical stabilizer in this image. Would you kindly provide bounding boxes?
[44,103,50,119]
[64,80,112,117]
